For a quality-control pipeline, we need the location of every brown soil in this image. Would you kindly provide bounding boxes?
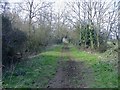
[47,46,94,88]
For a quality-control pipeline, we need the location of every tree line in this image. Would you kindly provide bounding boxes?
[1,0,119,69]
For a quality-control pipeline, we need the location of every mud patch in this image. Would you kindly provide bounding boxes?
[47,45,94,88]
[47,59,94,88]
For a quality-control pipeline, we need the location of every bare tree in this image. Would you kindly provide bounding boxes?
[18,0,52,36]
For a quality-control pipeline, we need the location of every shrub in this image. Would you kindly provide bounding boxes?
[2,15,27,67]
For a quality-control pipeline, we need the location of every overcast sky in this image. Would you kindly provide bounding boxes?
[7,0,66,13]
[5,0,118,22]
[8,0,118,12]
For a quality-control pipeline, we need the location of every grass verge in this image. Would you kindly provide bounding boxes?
[69,45,118,88]
[3,45,63,88]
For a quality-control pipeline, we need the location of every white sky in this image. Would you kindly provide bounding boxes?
[8,0,65,13]
[8,0,118,12]
[7,0,118,20]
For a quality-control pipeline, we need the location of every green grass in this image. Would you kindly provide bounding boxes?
[70,45,99,64]
[3,44,118,88]
[3,44,63,88]
[69,45,118,88]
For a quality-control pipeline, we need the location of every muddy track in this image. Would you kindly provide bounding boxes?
[47,46,94,88]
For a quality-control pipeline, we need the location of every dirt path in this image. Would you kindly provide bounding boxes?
[47,46,94,88]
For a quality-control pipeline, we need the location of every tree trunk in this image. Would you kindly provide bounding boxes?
[90,30,94,49]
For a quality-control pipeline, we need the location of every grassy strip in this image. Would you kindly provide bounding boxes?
[3,44,118,88]
[3,45,63,88]
[69,45,118,88]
